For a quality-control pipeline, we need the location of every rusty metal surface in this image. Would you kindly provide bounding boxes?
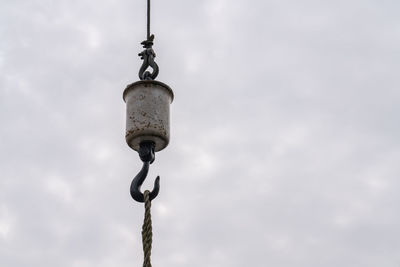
[123,80,174,102]
[124,81,173,152]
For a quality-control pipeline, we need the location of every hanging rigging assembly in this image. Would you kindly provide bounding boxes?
[122,0,174,266]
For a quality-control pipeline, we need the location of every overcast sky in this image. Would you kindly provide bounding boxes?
[1,0,400,266]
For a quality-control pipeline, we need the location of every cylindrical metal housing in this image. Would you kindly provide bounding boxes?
[123,80,174,152]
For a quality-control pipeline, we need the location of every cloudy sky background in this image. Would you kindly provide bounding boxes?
[1,0,400,266]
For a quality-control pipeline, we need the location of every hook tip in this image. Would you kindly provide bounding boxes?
[149,176,160,201]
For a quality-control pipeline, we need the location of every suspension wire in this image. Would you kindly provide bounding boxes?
[147,0,151,39]
[138,0,158,80]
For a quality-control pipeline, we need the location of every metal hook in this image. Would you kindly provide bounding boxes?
[138,34,159,81]
[130,141,160,202]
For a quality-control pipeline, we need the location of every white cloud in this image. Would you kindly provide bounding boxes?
[0,205,14,239]
[45,176,73,203]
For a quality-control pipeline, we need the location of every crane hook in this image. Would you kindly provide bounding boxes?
[130,141,160,202]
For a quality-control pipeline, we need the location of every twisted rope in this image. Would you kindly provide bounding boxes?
[142,190,153,267]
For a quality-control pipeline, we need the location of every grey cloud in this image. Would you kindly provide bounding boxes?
[1,0,400,266]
